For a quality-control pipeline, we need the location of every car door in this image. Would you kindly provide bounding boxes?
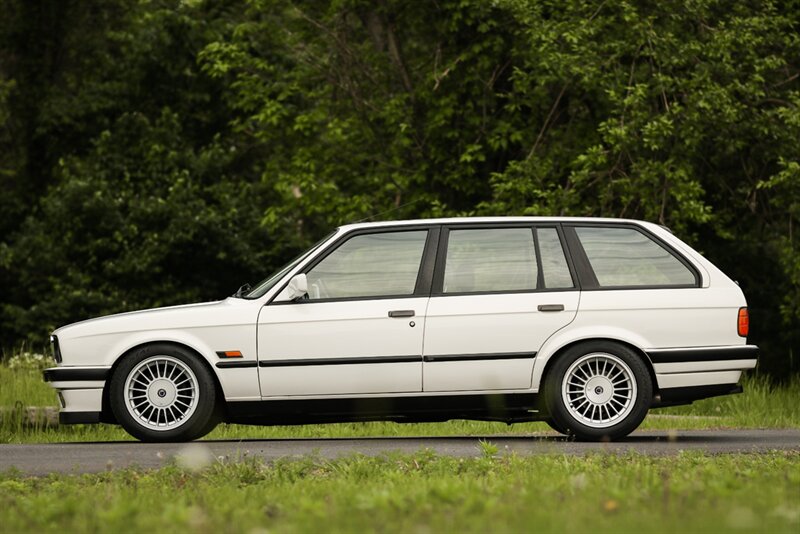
[256,227,436,397]
[422,225,579,392]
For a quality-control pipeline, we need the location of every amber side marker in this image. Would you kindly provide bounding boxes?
[216,350,243,359]
[737,307,749,337]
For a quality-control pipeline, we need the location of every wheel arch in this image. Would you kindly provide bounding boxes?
[101,340,226,424]
[532,336,658,398]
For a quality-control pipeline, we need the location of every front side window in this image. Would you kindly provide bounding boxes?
[305,230,427,299]
[443,228,538,293]
[575,226,696,287]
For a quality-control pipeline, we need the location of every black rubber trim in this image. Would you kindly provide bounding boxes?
[423,351,536,363]
[226,393,541,426]
[51,335,62,363]
[59,411,102,425]
[648,346,758,363]
[562,222,702,289]
[259,355,421,367]
[43,368,110,382]
[216,361,258,369]
[562,226,600,289]
[656,384,744,405]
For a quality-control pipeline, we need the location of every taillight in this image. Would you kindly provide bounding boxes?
[737,307,749,337]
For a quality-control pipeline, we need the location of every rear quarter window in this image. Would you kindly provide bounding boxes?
[574,226,697,287]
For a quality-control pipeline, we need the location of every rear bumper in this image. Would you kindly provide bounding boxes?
[653,383,743,407]
[647,345,757,390]
[60,411,102,424]
[647,345,757,405]
[43,366,109,423]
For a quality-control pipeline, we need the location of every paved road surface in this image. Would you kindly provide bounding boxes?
[1,429,798,475]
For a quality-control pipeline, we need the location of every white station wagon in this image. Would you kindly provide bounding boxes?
[44,217,758,442]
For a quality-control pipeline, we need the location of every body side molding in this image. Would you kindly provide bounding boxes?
[43,368,110,382]
[647,345,758,363]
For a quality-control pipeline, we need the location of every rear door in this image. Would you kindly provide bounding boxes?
[422,224,579,392]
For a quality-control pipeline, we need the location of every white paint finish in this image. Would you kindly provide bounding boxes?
[43,216,755,419]
[423,292,579,391]
[60,388,103,412]
[50,297,262,400]
[656,370,743,389]
[577,288,745,348]
[423,359,536,391]
[261,363,421,396]
[653,359,757,374]
[530,285,747,391]
[257,298,428,395]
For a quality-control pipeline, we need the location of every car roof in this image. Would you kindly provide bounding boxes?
[338,216,656,232]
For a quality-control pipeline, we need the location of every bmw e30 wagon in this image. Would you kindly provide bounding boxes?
[43,217,758,442]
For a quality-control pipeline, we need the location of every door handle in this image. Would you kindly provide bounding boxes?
[538,304,565,312]
[388,310,415,318]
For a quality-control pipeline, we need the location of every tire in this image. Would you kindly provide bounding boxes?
[544,341,652,441]
[109,343,220,442]
[544,418,569,436]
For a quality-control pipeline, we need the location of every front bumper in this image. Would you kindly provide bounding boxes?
[43,366,110,424]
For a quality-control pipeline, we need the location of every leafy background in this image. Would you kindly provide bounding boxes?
[0,0,797,376]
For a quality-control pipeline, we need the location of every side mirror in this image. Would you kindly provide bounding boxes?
[286,273,308,301]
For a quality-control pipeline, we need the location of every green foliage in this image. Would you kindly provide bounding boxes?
[0,0,798,373]
[1,452,799,532]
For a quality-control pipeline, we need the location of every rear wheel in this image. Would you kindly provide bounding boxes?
[544,418,569,435]
[110,344,219,442]
[544,341,652,441]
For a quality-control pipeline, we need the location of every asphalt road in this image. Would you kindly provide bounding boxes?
[1,429,798,476]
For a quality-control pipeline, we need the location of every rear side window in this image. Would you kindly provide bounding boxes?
[574,226,696,287]
[537,228,574,289]
[443,228,537,293]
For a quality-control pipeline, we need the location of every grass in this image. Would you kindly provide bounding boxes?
[2,356,798,533]
[1,451,799,532]
[1,357,798,443]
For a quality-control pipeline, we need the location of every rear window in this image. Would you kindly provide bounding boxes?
[575,226,696,287]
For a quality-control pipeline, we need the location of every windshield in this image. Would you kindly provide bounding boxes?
[242,231,337,299]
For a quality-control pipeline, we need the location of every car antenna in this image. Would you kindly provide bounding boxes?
[350,198,426,224]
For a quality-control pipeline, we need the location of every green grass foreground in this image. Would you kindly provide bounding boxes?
[1,451,799,533]
[1,357,799,443]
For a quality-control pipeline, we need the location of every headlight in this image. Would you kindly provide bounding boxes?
[50,335,62,363]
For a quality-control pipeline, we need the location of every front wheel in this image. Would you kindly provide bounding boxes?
[109,344,220,442]
[544,341,652,441]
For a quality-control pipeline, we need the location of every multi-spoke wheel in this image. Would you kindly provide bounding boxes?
[544,341,652,441]
[124,356,199,430]
[110,344,220,442]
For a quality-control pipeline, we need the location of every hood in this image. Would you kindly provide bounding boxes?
[52,298,243,340]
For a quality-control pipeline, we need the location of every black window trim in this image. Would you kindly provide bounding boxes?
[540,224,580,290]
[430,222,579,297]
[268,225,440,306]
[563,222,702,290]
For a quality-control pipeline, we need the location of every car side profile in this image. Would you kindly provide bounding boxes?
[43,217,758,442]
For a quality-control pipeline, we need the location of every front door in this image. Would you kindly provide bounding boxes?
[422,225,579,392]
[257,229,433,397]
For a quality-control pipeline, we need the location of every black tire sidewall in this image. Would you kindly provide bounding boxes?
[544,341,652,441]
[109,344,218,442]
